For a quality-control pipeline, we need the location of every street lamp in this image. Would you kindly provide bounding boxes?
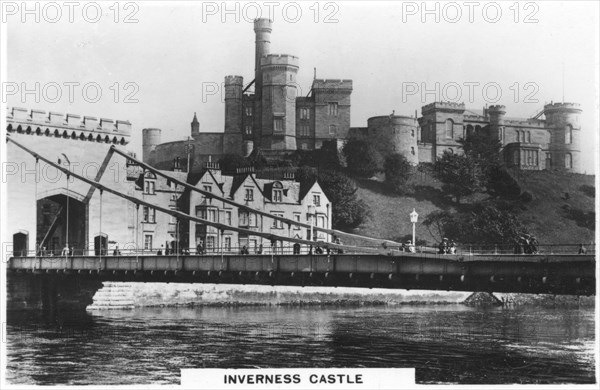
[410,208,419,247]
[307,204,316,245]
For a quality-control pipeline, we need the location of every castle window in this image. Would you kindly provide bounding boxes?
[143,206,156,223]
[527,131,531,143]
[271,212,284,229]
[513,150,519,165]
[245,107,252,116]
[565,125,572,145]
[245,125,252,135]
[328,102,338,117]
[299,124,309,137]
[445,119,454,139]
[313,194,321,207]
[274,118,284,132]
[499,127,504,141]
[411,129,415,137]
[411,147,415,155]
[565,153,572,169]
[300,108,310,119]
[516,131,520,143]
[239,211,249,227]
[244,188,254,201]
[144,235,153,251]
[273,189,283,203]
[328,124,337,135]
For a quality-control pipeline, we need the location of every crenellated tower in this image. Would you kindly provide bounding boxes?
[260,54,299,150]
[487,105,506,142]
[544,102,582,171]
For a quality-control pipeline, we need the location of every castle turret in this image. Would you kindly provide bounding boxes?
[544,102,582,171]
[142,128,161,163]
[487,105,506,141]
[223,75,244,155]
[253,18,272,146]
[260,54,299,150]
[367,115,419,165]
[191,112,200,138]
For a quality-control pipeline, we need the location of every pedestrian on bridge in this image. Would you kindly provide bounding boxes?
[578,244,587,254]
[61,244,69,256]
[196,242,204,255]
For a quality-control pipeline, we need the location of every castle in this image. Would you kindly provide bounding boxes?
[143,19,582,173]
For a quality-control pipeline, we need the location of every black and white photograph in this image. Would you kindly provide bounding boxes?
[1,1,598,387]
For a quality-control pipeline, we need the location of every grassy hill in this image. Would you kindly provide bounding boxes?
[346,169,595,248]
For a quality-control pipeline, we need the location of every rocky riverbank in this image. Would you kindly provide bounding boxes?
[87,283,595,310]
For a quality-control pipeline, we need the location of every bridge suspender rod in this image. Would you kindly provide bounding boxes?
[7,137,379,254]
[110,146,403,247]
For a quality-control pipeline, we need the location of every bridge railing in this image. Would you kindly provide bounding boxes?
[8,243,369,258]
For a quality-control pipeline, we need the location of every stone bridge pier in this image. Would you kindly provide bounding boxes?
[7,273,103,314]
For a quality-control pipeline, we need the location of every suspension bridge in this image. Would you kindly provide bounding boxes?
[5,135,596,314]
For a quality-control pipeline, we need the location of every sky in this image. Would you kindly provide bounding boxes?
[4,1,599,172]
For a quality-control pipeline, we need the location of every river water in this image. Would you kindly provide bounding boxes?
[5,305,596,385]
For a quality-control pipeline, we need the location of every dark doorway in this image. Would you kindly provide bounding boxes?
[94,234,108,256]
[37,195,87,255]
[13,231,28,256]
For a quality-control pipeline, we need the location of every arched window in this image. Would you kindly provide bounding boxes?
[565,153,572,169]
[445,119,454,139]
[565,125,572,145]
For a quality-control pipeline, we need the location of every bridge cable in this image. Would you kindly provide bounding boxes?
[110,145,403,247]
[7,136,379,254]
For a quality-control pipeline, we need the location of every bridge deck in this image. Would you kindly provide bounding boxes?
[8,253,595,296]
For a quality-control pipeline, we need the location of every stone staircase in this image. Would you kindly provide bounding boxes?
[87,282,135,310]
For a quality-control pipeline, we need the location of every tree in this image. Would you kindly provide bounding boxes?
[433,151,484,203]
[295,167,370,229]
[423,204,528,247]
[384,153,413,194]
[342,138,382,177]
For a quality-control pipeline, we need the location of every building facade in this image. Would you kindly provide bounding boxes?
[5,107,187,256]
[189,164,331,254]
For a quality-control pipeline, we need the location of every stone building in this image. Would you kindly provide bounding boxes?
[348,101,583,172]
[189,163,331,254]
[141,17,583,173]
[5,107,185,256]
[143,18,352,172]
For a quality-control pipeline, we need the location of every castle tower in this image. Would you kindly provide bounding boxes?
[191,112,200,138]
[544,102,582,171]
[253,18,273,146]
[142,128,161,163]
[487,105,506,142]
[223,75,244,155]
[260,54,299,150]
[367,115,419,165]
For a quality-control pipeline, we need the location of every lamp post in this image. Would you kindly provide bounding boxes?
[410,208,419,247]
[307,204,316,250]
